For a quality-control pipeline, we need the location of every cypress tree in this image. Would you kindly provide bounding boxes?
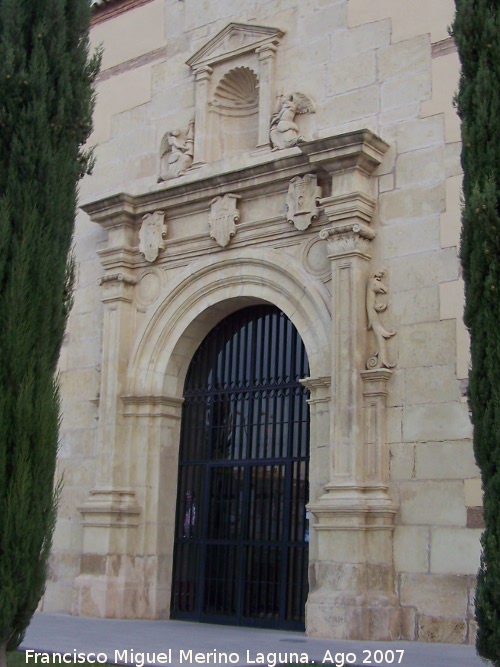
[453,0,500,662]
[0,1,99,665]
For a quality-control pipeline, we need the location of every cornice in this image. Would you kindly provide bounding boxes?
[81,130,389,224]
[90,0,156,26]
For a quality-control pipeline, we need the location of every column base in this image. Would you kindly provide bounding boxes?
[307,485,400,640]
[71,554,168,619]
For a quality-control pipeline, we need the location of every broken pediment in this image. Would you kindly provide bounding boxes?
[186,22,284,70]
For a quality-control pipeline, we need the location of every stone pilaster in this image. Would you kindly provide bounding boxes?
[121,394,184,618]
[256,44,277,148]
[74,198,144,617]
[192,65,213,166]
[306,165,399,640]
[320,219,375,487]
[73,271,142,618]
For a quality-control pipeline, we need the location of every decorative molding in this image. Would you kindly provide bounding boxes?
[78,489,141,528]
[96,246,138,272]
[98,272,137,286]
[308,484,397,530]
[431,37,457,58]
[122,394,184,418]
[300,376,331,390]
[319,192,377,226]
[301,236,331,281]
[300,375,331,405]
[186,23,284,70]
[135,269,164,309]
[299,130,389,174]
[83,132,388,256]
[208,194,241,247]
[286,174,321,231]
[96,46,168,83]
[155,133,387,208]
[365,268,396,370]
[91,0,156,26]
[81,193,136,229]
[139,211,167,262]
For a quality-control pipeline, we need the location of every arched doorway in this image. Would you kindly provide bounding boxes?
[170,304,310,630]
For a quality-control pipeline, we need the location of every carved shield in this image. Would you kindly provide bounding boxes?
[286,174,321,231]
[139,211,167,263]
[208,194,241,247]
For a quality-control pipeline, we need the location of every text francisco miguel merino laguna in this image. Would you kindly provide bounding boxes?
[24,649,315,667]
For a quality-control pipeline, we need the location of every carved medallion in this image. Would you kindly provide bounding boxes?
[286,174,321,231]
[208,194,241,247]
[139,211,167,263]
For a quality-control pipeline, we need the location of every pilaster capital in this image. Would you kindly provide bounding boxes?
[122,394,185,418]
[194,65,213,82]
[98,271,137,304]
[319,221,375,260]
[300,375,330,404]
[256,43,278,60]
[98,272,137,287]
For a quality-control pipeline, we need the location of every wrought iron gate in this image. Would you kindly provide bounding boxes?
[171,305,310,630]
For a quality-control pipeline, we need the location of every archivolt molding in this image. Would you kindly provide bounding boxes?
[125,248,331,397]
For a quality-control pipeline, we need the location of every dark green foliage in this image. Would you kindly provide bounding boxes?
[453,0,500,662]
[0,0,99,655]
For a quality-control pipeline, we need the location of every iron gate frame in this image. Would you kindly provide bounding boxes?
[170,305,310,630]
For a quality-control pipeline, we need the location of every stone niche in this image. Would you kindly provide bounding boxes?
[186,22,284,163]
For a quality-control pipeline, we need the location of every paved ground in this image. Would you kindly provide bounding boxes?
[21,613,487,667]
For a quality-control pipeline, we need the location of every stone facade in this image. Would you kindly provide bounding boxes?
[42,0,481,645]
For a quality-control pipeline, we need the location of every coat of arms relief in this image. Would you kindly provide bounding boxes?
[208,194,241,248]
[286,174,321,231]
[139,211,167,263]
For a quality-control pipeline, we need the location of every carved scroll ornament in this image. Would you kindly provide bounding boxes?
[366,268,396,369]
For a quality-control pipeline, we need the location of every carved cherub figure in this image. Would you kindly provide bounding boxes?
[366,268,396,369]
[158,119,195,182]
[269,91,315,150]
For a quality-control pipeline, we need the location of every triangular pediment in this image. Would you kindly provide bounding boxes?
[186,22,284,69]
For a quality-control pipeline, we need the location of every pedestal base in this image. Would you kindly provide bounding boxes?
[307,591,401,640]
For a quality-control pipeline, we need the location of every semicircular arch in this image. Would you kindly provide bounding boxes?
[126,247,331,398]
